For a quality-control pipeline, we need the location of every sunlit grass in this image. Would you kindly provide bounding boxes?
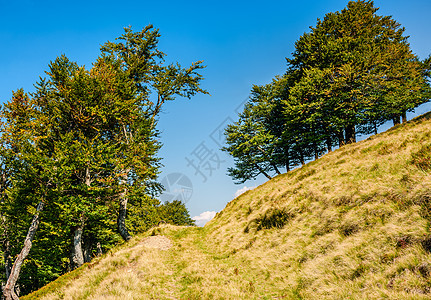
[23,112,431,299]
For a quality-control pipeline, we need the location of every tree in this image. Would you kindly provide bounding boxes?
[99,25,208,240]
[223,0,430,184]
[2,25,207,297]
[158,200,195,226]
[29,55,126,270]
[0,89,55,300]
[287,0,429,143]
[223,86,282,184]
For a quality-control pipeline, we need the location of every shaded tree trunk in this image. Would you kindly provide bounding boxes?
[70,215,85,270]
[96,242,103,256]
[326,138,332,153]
[271,163,281,175]
[117,166,132,241]
[0,173,11,296]
[284,147,290,172]
[256,146,280,175]
[117,183,131,241]
[3,202,44,300]
[402,111,407,123]
[337,130,345,147]
[255,164,272,180]
[1,239,14,299]
[345,125,356,144]
[314,143,319,160]
[298,149,305,165]
[392,115,401,126]
[72,166,91,266]
[117,123,133,242]
[82,238,92,263]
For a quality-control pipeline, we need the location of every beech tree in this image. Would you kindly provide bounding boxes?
[223,89,282,184]
[223,117,276,183]
[224,0,430,184]
[0,89,57,300]
[287,0,429,143]
[1,26,207,298]
[100,25,208,240]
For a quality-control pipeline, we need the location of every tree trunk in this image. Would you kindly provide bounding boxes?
[326,138,332,153]
[117,171,132,241]
[373,123,378,135]
[402,111,407,123]
[255,164,272,180]
[271,163,281,175]
[1,213,13,299]
[2,239,14,298]
[256,146,281,175]
[70,166,90,268]
[314,143,319,160]
[345,125,356,144]
[392,115,401,126]
[118,187,132,241]
[70,215,85,270]
[3,202,44,300]
[82,238,92,263]
[285,148,290,172]
[85,166,91,187]
[96,242,103,256]
[337,130,345,148]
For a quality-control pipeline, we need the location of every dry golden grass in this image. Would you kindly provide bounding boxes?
[26,230,181,299]
[203,112,431,299]
[24,112,431,299]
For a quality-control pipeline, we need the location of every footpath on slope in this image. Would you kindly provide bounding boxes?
[141,235,173,250]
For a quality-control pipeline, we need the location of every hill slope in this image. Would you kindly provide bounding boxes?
[24,113,431,299]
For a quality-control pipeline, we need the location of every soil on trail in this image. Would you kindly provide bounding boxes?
[141,235,173,250]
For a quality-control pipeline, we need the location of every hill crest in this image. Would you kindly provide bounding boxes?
[24,112,431,299]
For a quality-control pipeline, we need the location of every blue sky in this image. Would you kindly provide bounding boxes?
[1,0,430,223]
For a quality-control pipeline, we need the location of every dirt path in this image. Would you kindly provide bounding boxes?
[29,228,267,299]
[141,235,173,250]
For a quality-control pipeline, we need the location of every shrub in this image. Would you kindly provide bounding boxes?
[245,208,294,232]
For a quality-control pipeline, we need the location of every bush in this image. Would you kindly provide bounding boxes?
[245,208,294,233]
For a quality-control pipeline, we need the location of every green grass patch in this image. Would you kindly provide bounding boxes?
[411,144,431,171]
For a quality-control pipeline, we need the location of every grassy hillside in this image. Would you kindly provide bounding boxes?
[24,112,431,299]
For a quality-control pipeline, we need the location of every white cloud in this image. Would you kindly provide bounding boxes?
[234,186,255,198]
[192,211,217,227]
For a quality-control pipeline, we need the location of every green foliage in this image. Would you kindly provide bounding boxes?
[0,25,205,295]
[223,82,286,183]
[224,0,430,184]
[159,200,195,226]
[128,199,195,234]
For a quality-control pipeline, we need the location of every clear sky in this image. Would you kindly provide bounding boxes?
[1,0,430,224]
